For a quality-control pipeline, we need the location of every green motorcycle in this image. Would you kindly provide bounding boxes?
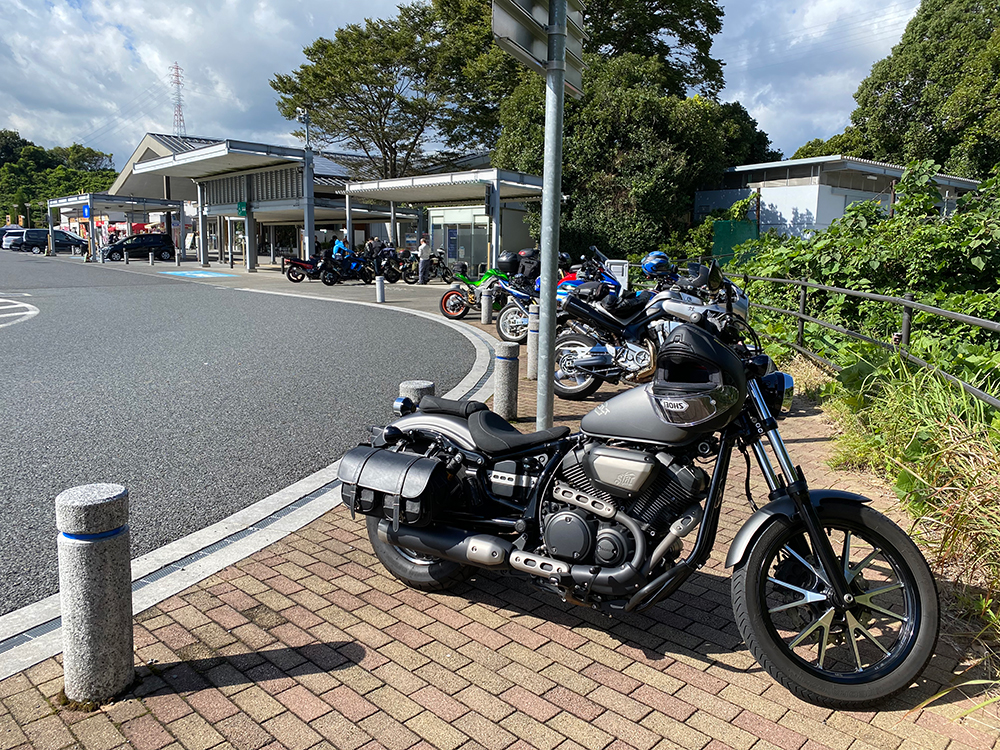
[439,267,509,319]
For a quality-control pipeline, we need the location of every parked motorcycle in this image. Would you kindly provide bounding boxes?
[438,265,510,319]
[494,251,619,343]
[405,248,453,284]
[371,247,402,284]
[336,249,376,284]
[285,255,339,286]
[553,260,749,400]
[338,295,938,709]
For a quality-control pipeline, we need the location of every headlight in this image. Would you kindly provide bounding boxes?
[759,372,794,415]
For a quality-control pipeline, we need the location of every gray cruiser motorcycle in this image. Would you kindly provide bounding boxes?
[338,288,938,708]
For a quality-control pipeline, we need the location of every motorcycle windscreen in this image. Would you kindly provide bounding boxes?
[648,385,741,427]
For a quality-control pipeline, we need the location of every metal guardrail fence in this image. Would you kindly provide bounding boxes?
[739,274,1000,410]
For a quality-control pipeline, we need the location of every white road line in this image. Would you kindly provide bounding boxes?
[0,299,39,328]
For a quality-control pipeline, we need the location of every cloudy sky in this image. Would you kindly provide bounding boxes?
[0,0,920,168]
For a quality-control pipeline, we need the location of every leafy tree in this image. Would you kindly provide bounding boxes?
[826,0,1000,177]
[430,0,521,152]
[0,130,30,167]
[493,54,778,257]
[583,0,724,96]
[271,9,446,179]
[48,144,115,172]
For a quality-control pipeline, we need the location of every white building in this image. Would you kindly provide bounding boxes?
[695,155,979,237]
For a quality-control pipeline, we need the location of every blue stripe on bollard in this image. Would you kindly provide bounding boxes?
[60,525,128,542]
[495,355,518,361]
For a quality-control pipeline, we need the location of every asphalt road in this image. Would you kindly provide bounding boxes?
[0,252,475,616]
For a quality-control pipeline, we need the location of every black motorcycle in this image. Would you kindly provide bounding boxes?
[285,254,338,285]
[338,292,938,709]
[553,261,750,400]
[371,247,402,284]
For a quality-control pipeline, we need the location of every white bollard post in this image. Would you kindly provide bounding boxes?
[149,252,154,266]
[57,484,134,704]
[175,252,181,267]
[400,380,435,407]
[527,303,539,381]
[493,342,519,421]
[481,290,493,325]
[375,275,385,303]
[123,251,129,266]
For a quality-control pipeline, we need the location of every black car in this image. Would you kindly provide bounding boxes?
[103,233,175,261]
[2,228,87,254]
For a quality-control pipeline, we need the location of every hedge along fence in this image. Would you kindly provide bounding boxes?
[739,273,1000,410]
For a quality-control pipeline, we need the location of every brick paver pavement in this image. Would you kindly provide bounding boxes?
[2,325,999,750]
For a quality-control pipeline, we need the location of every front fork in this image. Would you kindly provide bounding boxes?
[746,381,856,609]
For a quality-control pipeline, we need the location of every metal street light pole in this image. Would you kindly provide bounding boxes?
[536,0,567,431]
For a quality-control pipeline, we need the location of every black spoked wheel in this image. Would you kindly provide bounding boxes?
[287,266,306,283]
[403,266,419,284]
[359,267,374,284]
[384,265,401,284]
[365,515,473,591]
[732,501,938,708]
[552,332,602,400]
[496,303,529,343]
[321,270,339,286]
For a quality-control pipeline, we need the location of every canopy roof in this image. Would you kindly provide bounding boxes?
[131,139,349,181]
[345,168,543,205]
[48,193,183,218]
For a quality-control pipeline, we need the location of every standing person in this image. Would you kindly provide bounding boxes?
[417,236,432,284]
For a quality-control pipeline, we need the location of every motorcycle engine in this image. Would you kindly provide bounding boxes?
[542,444,709,566]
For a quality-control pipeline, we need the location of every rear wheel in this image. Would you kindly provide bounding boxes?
[108,250,123,261]
[287,266,305,283]
[366,516,473,591]
[552,333,602,400]
[359,266,374,284]
[29,245,42,255]
[732,501,938,708]
[384,265,401,284]
[403,266,419,284]
[159,249,172,261]
[496,303,529,343]
[439,289,471,319]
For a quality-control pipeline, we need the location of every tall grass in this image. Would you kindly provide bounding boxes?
[825,357,1000,631]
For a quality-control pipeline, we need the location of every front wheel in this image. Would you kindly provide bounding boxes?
[441,267,454,284]
[439,289,470,319]
[321,270,339,286]
[384,265,401,284]
[108,250,123,261]
[732,500,938,709]
[287,265,306,283]
[159,249,172,261]
[359,267,374,284]
[366,516,473,592]
[496,303,528,343]
[403,266,418,284]
[552,333,602,400]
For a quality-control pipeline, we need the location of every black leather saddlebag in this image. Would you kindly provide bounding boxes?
[337,446,447,529]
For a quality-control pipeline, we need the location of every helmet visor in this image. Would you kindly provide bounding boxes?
[648,385,741,427]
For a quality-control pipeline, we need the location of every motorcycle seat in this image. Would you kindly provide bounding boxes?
[468,410,570,453]
[418,396,488,419]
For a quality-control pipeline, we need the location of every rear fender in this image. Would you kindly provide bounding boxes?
[376,413,477,451]
[725,489,872,569]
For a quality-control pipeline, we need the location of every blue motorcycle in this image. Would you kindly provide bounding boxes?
[335,248,376,284]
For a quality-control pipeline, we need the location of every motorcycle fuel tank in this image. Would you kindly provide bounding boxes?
[580,385,695,446]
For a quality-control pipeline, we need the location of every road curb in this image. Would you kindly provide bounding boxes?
[0,286,500,680]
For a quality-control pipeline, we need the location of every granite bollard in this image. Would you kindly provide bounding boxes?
[56,484,134,704]
[526,303,539,380]
[493,342,519,421]
[400,379,435,406]
[375,275,385,303]
[480,290,492,324]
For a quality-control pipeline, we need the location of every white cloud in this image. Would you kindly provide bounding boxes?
[0,0,402,166]
[714,0,920,157]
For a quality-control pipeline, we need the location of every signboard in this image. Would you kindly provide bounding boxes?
[447,228,458,259]
[492,0,588,98]
[237,202,247,217]
[82,205,90,219]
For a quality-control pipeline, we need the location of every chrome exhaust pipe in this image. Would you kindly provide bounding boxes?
[377,520,512,567]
